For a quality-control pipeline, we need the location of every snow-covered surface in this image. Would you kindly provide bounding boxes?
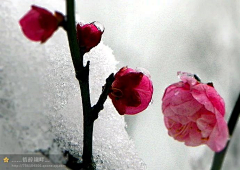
[0,0,146,169]
[1,0,240,170]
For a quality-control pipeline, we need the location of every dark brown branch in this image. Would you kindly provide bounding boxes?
[66,0,82,71]
[92,73,115,121]
[65,1,115,169]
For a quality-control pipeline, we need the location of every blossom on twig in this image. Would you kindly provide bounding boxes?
[76,22,104,53]
[19,5,64,43]
[162,72,229,152]
[109,67,153,115]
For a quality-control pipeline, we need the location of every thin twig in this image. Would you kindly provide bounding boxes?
[66,0,93,168]
[66,0,82,71]
[65,1,115,169]
[92,73,115,121]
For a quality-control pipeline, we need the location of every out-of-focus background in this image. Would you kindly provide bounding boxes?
[1,0,240,169]
[77,0,240,169]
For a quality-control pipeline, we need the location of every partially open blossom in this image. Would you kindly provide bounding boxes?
[77,22,104,53]
[19,5,64,43]
[162,72,229,152]
[109,67,153,115]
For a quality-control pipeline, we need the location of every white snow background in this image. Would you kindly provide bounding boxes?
[0,0,240,170]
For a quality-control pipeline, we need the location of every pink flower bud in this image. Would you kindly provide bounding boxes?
[109,67,153,115]
[19,5,64,43]
[162,72,229,152]
[76,22,104,53]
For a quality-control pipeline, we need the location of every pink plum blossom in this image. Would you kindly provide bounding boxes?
[109,67,153,115]
[76,22,104,53]
[162,72,229,152]
[19,5,64,43]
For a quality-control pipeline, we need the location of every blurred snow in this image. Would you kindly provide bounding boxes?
[1,0,240,170]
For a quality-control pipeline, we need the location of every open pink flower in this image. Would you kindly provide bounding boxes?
[19,5,64,43]
[162,72,229,152]
[109,67,153,115]
[77,22,104,53]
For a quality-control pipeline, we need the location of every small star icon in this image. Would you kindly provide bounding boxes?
[3,157,9,163]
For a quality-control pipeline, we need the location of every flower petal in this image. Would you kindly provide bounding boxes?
[162,72,229,151]
[77,22,103,52]
[19,5,60,43]
[192,84,225,116]
[207,113,229,152]
[109,67,153,115]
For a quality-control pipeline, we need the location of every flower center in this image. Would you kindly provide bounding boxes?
[111,88,123,100]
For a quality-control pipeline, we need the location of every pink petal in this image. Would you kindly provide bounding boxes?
[162,82,202,119]
[111,98,126,115]
[19,5,59,43]
[192,84,225,116]
[196,110,216,138]
[109,67,153,115]
[77,22,103,52]
[125,90,141,107]
[114,67,136,80]
[162,72,229,151]
[207,113,229,152]
[113,72,143,90]
[185,123,203,146]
